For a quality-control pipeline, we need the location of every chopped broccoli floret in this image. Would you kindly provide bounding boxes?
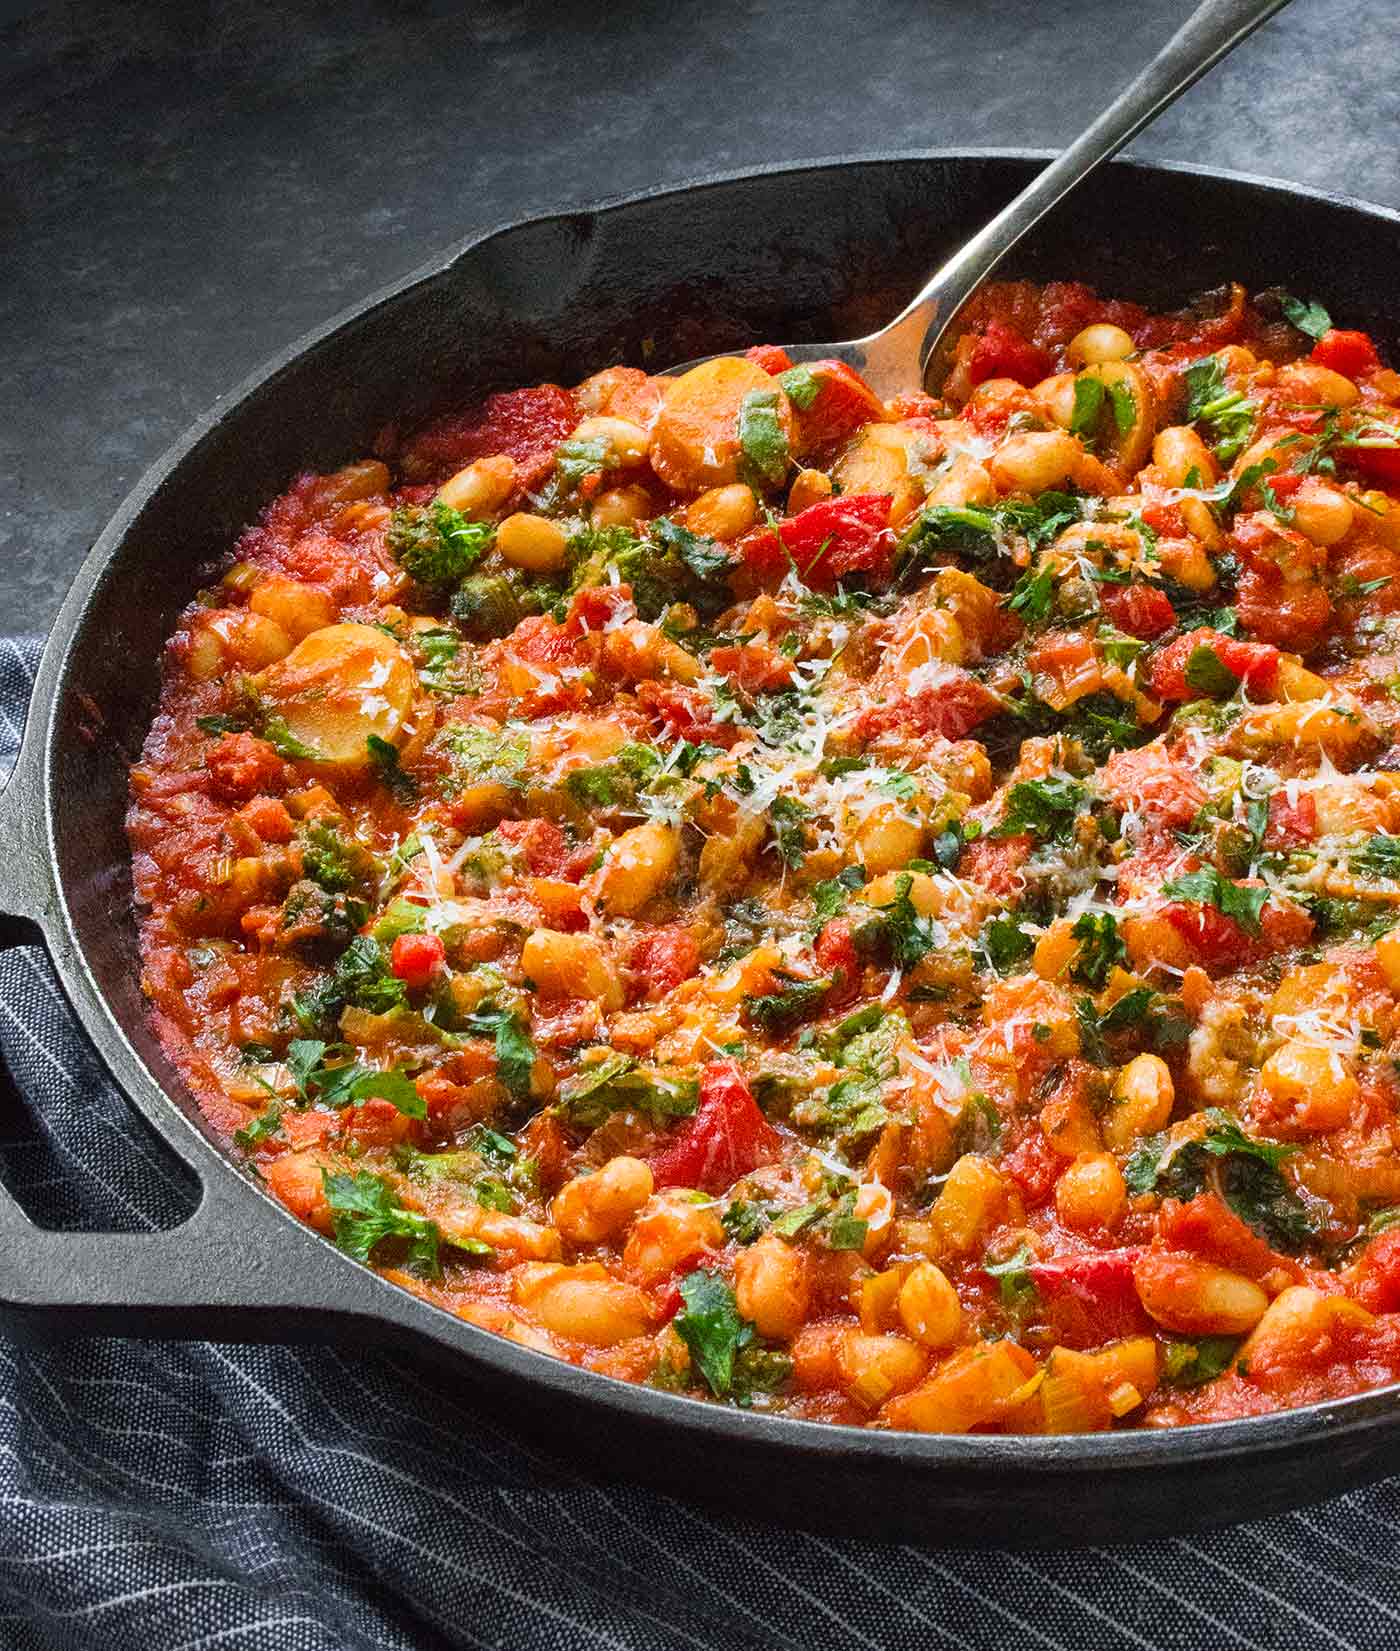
[387,501,493,590]
[566,518,734,621]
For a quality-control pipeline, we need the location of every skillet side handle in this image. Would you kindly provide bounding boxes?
[0,704,408,1344]
[0,1171,404,1345]
[0,686,57,945]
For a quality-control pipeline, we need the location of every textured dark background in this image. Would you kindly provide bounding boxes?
[4,0,1396,635]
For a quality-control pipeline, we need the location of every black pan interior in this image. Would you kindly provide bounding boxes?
[50,149,1400,1144]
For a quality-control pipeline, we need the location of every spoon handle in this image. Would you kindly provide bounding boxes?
[861,0,1293,389]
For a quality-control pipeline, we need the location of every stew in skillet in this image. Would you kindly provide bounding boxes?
[129,279,1400,1433]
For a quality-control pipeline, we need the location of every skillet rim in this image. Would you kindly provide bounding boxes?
[20,148,1400,1477]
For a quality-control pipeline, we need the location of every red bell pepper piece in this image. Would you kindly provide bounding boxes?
[1029,1247,1146,1342]
[649,1059,781,1193]
[740,493,894,591]
[390,932,446,990]
[1310,328,1380,378]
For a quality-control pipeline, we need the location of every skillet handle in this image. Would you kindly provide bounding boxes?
[0,702,404,1343]
[0,1168,402,1343]
[0,669,57,946]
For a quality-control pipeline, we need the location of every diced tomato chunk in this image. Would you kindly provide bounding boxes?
[1001,1130,1063,1207]
[507,613,577,665]
[390,931,446,990]
[263,1150,332,1231]
[1234,564,1332,651]
[1138,501,1186,538]
[1310,328,1380,378]
[1261,469,1304,501]
[205,733,289,803]
[637,680,742,748]
[1026,628,1095,680]
[1029,1248,1147,1346]
[814,917,859,996]
[854,670,1000,742]
[1158,1194,1283,1281]
[1097,744,1206,831]
[885,390,942,420]
[958,833,1032,897]
[342,1096,413,1149]
[1350,444,1400,488]
[745,344,794,374]
[710,642,795,695]
[1351,1229,1400,1313]
[649,1059,781,1193]
[629,926,701,997]
[1159,900,1258,972]
[967,319,1052,388]
[495,818,570,876]
[1264,792,1317,850]
[402,385,577,491]
[788,360,886,453]
[565,583,634,635]
[1149,627,1280,702]
[234,795,295,844]
[1100,582,1176,639]
[1258,897,1314,953]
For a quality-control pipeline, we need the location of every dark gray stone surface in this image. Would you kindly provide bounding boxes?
[4,0,1395,634]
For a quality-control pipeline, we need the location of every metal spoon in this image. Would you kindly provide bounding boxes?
[668,0,1292,397]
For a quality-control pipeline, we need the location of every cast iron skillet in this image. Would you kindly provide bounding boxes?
[4,152,1399,1546]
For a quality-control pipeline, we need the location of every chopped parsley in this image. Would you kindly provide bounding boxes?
[978,913,1036,974]
[743,973,832,1033]
[1162,1336,1240,1386]
[992,777,1086,844]
[1070,911,1127,987]
[860,873,938,970]
[776,364,822,409]
[768,795,812,868]
[322,1171,442,1276]
[1124,1109,1316,1251]
[1183,355,1255,462]
[367,735,417,803]
[555,1054,698,1128]
[1183,644,1243,698]
[1279,294,1332,340]
[1352,836,1400,880]
[737,389,790,490]
[1161,867,1268,935]
[983,1242,1038,1318]
[673,1269,752,1398]
[459,1007,536,1103]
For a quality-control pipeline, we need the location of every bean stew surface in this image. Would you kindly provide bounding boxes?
[129,280,1400,1433]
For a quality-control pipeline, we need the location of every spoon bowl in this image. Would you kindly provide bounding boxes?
[664,0,1292,398]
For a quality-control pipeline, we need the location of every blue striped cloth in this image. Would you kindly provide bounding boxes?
[1,635,1398,1650]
